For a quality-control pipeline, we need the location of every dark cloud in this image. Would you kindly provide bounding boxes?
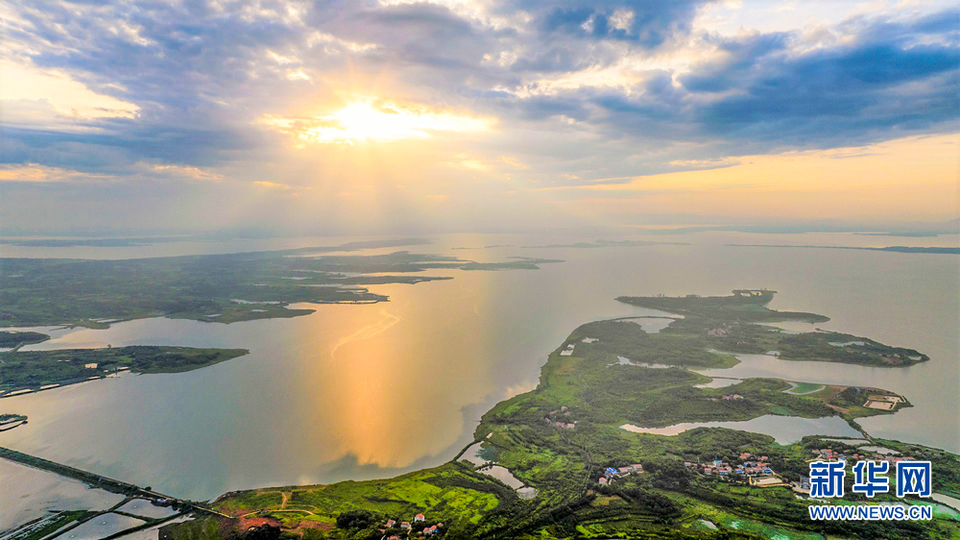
[2,119,263,173]
[688,12,960,150]
[679,32,790,93]
[517,8,959,156]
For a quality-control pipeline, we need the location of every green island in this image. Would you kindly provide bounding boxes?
[157,290,957,540]
[616,290,927,367]
[0,413,28,432]
[0,242,560,328]
[0,345,248,397]
[0,330,50,348]
[460,257,563,270]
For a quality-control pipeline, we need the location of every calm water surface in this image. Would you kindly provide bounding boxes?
[620,415,862,444]
[0,459,125,528]
[0,232,957,501]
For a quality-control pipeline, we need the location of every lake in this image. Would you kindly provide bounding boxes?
[0,232,957,502]
[620,414,863,444]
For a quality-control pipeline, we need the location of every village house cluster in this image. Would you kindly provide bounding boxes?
[559,336,599,357]
[810,446,912,464]
[684,452,785,487]
[544,405,576,429]
[705,326,731,337]
[705,394,744,402]
[380,514,443,539]
[597,463,644,486]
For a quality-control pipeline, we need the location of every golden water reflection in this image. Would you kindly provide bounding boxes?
[296,273,497,468]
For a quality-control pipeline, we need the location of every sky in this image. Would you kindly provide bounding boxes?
[1,0,958,236]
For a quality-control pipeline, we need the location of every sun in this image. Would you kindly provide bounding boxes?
[262,99,494,145]
[325,102,423,142]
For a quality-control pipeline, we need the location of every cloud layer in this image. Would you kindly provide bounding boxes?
[1,0,958,232]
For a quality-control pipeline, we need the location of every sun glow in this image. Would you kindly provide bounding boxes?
[262,99,494,144]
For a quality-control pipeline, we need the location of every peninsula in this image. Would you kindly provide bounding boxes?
[0,240,561,328]
[0,346,249,398]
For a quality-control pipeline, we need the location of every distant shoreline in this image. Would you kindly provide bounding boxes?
[727,244,960,255]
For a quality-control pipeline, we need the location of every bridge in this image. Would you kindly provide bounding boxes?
[0,446,230,519]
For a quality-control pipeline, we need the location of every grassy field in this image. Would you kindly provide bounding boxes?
[784,382,824,395]
[206,462,518,539]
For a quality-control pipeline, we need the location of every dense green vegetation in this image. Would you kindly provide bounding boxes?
[199,291,957,539]
[617,290,829,323]
[571,319,736,368]
[0,330,49,348]
[161,516,239,540]
[0,346,248,395]
[0,241,561,328]
[617,290,928,366]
